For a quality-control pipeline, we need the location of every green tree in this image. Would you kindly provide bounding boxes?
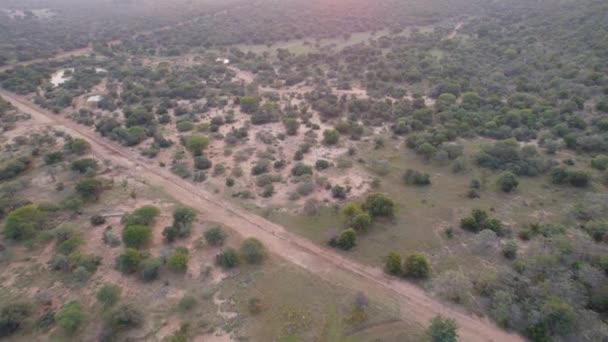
[336,228,357,250]
[403,254,430,279]
[426,315,458,342]
[167,248,189,272]
[115,248,142,274]
[364,193,395,217]
[96,284,121,309]
[75,178,104,201]
[121,205,160,226]
[541,297,575,335]
[3,205,45,241]
[185,135,209,156]
[240,238,266,264]
[122,225,152,249]
[204,227,226,246]
[240,96,259,113]
[0,301,32,337]
[385,252,402,275]
[352,212,371,231]
[56,301,84,334]
[215,247,239,268]
[103,304,144,331]
[323,129,340,145]
[497,171,519,193]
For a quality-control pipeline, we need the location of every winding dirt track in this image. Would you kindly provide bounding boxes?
[0,90,523,342]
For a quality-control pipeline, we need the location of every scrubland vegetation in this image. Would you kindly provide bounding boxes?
[1,0,608,340]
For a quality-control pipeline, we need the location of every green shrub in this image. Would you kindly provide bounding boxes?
[385,252,402,275]
[3,205,45,241]
[590,155,608,171]
[185,135,209,156]
[291,163,313,177]
[140,258,161,282]
[403,169,431,186]
[460,209,504,236]
[0,301,32,337]
[363,193,395,217]
[322,129,339,145]
[103,304,144,331]
[330,228,357,250]
[497,172,519,193]
[115,248,142,274]
[315,159,330,170]
[96,284,121,309]
[167,248,189,272]
[121,205,160,226]
[204,227,226,246]
[178,296,197,312]
[75,178,104,201]
[71,158,98,174]
[426,315,458,342]
[352,213,371,231]
[240,238,266,264]
[403,254,430,279]
[215,247,239,268]
[122,225,152,249]
[56,301,84,334]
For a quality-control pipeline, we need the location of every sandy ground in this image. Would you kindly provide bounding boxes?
[0,88,524,342]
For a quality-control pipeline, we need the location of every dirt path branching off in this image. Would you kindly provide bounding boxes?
[0,89,523,342]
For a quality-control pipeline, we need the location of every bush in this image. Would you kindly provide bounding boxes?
[96,284,121,309]
[215,247,239,268]
[178,296,197,312]
[315,159,330,170]
[103,304,143,331]
[403,169,431,186]
[426,315,458,342]
[568,170,591,187]
[291,163,313,177]
[193,156,212,170]
[330,228,357,250]
[0,156,30,181]
[64,138,90,155]
[90,215,106,226]
[56,301,84,334]
[502,240,518,260]
[403,254,430,279]
[460,209,504,236]
[44,151,64,165]
[240,238,266,264]
[590,155,608,171]
[497,172,519,193]
[167,248,189,272]
[185,135,209,156]
[122,225,152,249]
[385,252,402,275]
[164,207,196,242]
[3,204,45,241]
[322,129,339,145]
[0,301,32,337]
[204,227,226,246]
[363,193,395,217]
[331,185,347,199]
[121,205,160,226]
[71,158,98,174]
[75,178,104,201]
[140,258,161,282]
[115,248,142,274]
[352,213,371,231]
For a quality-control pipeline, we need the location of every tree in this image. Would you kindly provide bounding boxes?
[122,225,152,249]
[96,284,121,309]
[56,301,84,334]
[216,247,239,268]
[460,209,504,236]
[0,301,32,337]
[140,258,161,282]
[204,226,226,246]
[121,205,160,226]
[3,205,45,241]
[385,252,402,275]
[417,143,437,161]
[70,158,98,174]
[283,117,299,135]
[240,238,266,264]
[64,138,90,155]
[541,297,575,335]
[75,178,104,201]
[167,247,189,272]
[363,193,395,217]
[103,304,144,331]
[322,129,339,145]
[403,254,430,279]
[497,171,519,193]
[164,206,196,242]
[426,315,458,342]
[115,248,142,274]
[240,96,259,113]
[185,135,209,156]
[352,213,371,231]
[331,228,357,250]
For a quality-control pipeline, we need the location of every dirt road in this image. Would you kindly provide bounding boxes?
[0,90,523,342]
